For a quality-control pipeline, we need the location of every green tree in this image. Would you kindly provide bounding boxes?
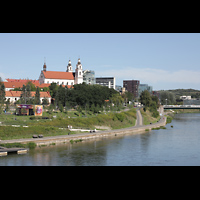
[20,84,31,104]
[35,87,40,105]
[140,90,152,107]
[26,81,36,91]
[49,83,59,100]
[0,82,5,104]
[160,91,175,105]
[42,97,49,105]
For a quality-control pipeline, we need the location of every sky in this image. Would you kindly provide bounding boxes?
[0,33,200,91]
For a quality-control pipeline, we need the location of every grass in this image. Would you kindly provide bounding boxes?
[0,125,69,140]
[0,142,37,149]
[0,108,137,140]
[140,109,160,125]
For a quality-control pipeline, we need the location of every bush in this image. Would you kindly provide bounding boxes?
[152,110,159,118]
[27,142,37,149]
[115,113,125,122]
[167,116,173,124]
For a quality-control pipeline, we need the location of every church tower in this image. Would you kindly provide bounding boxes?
[66,60,73,72]
[75,58,83,84]
[43,61,47,72]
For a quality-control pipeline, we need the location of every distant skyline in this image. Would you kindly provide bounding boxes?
[0,33,200,90]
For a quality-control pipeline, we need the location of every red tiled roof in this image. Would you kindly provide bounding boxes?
[3,82,24,89]
[5,91,51,98]
[6,91,21,97]
[38,83,51,88]
[42,71,74,80]
[5,78,40,85]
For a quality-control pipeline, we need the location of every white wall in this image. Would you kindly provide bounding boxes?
[44,78,74,86]
[5,96,51,104]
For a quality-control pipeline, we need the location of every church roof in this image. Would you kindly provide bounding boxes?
[5,91,51,98]
[42,71,75,80]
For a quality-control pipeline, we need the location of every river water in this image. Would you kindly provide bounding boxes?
[1,113,200,166]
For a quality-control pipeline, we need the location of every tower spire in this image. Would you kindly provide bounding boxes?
[67,59,73,72]
[43,57,47,72]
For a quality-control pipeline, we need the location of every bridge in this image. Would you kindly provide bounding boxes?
[163,105,200,109]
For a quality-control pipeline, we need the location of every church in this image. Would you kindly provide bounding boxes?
[39,58,83,86]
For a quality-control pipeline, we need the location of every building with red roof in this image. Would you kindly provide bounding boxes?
[39,58,83,86]
[5,91,51,104]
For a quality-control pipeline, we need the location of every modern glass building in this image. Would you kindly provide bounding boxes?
[83,70,96,85]
[138,84,153,97]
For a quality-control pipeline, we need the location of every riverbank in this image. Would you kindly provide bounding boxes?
[0,114,166,147]
[0,108,137,140]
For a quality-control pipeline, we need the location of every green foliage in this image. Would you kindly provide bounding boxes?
[115,113,125,122]
[35,86,40,105]
[27,142,37,149]
[0,108,138,140]
[140,90,160,118]
[20,84,32,104]
[49,83,119,110]
[0,82,5,104]
[159,91,176,105]
[0,142,36,149]
[140,90,152,107]
[166,115,173,124]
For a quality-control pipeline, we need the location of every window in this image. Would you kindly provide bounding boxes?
[79,72,81,75]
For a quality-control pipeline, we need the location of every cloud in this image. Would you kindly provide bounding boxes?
[96,67,200,84]
[95,66,200,90]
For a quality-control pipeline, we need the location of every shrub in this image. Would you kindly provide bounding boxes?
[115,113,125,122]
[166,116,173,124]
[27,142,37,149]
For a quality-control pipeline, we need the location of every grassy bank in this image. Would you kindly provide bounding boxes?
[0,108,137,140]
[0,142,37,149]
[140,108,160,125]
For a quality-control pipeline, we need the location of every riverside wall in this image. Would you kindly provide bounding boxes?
[0,117,167,147]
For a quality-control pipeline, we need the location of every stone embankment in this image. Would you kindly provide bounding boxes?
[0,115,166,147]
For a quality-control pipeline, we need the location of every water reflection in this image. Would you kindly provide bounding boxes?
[1,113,200,165]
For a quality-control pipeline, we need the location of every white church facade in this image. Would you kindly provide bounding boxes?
[39,58,83,86]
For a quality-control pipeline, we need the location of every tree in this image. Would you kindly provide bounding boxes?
[49,83,59,99]
[140,90,152,107]
[122,91,134,103]
[42,97,49,105]
[26,81,36,91]
[160,91,175,105]
[35,87,40,105]
[0,82,5,104]
[140,90,159,117]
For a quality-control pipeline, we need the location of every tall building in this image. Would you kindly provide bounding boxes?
[123,80,140,98]
[83,70,96,85]
[138,84,153,97]
[96,77,116,89]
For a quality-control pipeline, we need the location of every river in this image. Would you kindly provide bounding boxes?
[1,113,200,166]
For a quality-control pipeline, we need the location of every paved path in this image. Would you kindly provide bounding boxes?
[0,107,166,145]
[135,109,143,126]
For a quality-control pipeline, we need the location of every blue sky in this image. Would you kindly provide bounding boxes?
[0,33,200,90]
